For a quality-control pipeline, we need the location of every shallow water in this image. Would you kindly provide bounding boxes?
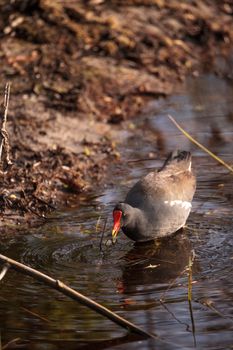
[1,74,233,350]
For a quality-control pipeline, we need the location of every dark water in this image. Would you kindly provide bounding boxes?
[1,75,233,350]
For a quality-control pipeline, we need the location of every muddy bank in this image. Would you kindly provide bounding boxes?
[0,0,232,225]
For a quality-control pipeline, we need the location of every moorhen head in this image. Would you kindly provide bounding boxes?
[112,150,196,242]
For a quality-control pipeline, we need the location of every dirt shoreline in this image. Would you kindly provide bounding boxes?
[0,0,232,228]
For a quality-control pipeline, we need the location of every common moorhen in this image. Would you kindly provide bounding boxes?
[112,150,196,242]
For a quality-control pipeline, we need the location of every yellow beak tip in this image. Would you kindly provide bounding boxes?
[112,229,119,243]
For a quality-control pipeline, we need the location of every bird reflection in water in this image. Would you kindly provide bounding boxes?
[117,230,197,294]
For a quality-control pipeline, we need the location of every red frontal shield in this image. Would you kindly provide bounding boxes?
[112,210,122,239]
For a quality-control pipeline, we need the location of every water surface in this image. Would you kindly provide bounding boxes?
[1,74,233,350]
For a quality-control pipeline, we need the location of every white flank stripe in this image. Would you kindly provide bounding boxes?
[164,200,191,210]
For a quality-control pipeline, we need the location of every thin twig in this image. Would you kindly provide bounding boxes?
[187,250,196,347]
[0,253,155,339]
[3,84,10,129]
[0,83,12,168]
[188,300,196,347]
[2,338,21,350]
[27,205,47,219]
[159,300,191,331]
[99,217,108,252]
[0,263,10,281]
[21,306,50,323]
[194,298,233,322]
[32,194,56,210]
[160,266,187,302]
[188,250,195,302]
[168,114,233,174]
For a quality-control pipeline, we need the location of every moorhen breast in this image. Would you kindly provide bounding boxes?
[112,150,196,242]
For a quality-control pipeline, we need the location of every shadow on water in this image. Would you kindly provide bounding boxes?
[1,74,233,350]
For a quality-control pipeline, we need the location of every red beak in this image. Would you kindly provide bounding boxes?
[112,210,122,240]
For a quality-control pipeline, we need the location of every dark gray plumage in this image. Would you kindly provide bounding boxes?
[112,150,196,242]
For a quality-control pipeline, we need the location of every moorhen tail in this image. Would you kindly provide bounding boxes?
[112,150,196,242]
